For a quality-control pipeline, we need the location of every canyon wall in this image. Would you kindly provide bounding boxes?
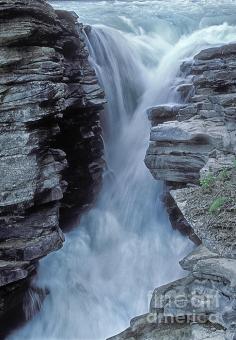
[0,0,104,319]
[110,44,236,339]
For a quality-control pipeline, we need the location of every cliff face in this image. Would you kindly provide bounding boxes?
[110,44,236,340]
[145,44,236,183]
[0,0,104,318]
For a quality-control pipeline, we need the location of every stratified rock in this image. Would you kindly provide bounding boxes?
[194,43,236,61]
[145,118,230,183]
[109,246,236,340]
[0,0,105,319]
[147,105,186,126]
[145,43,236,183]
[109,320,225,340]
[179,245,220,271]
[164,186,201,245]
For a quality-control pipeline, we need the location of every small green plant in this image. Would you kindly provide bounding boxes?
[209,197,227,214]
[218,168,230,181]
[200,173,215,189]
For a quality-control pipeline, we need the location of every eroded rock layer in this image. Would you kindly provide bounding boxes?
[0,0,104,318]
[111,44,236,339]
[145,44,236,183]
[109,245,236,340]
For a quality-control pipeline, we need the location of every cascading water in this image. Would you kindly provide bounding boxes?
[9,1,236,339]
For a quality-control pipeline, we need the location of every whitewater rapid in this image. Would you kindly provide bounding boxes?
[10,1,236,339]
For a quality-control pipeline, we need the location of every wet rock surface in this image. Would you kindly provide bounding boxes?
[0,0,104,319]
[109,245,236,340]
[145,43,236,183]
[111,44,236,339]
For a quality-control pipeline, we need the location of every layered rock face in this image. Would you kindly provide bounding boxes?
[110,245,236,340]
[110,44,236,339]
[0,0,104,318]
[145,44,236,183]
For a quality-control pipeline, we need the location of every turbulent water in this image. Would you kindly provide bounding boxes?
[10,1,236,339]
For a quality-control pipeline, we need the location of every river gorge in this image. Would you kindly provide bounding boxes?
[1,1,236,339]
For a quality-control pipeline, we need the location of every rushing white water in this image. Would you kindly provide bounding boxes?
[10,1,236,339]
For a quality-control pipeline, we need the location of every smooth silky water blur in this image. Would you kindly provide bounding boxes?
[9,1,236,339]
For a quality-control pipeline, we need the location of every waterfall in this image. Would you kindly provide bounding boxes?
[9,1,236,339]
[84,25,146,152]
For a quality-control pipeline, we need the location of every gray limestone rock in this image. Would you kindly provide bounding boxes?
[145,43,236,184]
[0,0,105,318]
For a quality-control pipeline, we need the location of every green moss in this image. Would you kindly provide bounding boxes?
[209,197,227,214]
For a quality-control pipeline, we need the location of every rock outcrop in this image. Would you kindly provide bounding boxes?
[110,44,236,339]
[0,0,104,320]
[109,245,235,340]
[145,44,236,184]
[171,156,236,259]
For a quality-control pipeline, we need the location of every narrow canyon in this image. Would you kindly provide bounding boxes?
[0,1,236,339]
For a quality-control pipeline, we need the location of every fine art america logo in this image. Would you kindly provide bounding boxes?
[146,287,224,325]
